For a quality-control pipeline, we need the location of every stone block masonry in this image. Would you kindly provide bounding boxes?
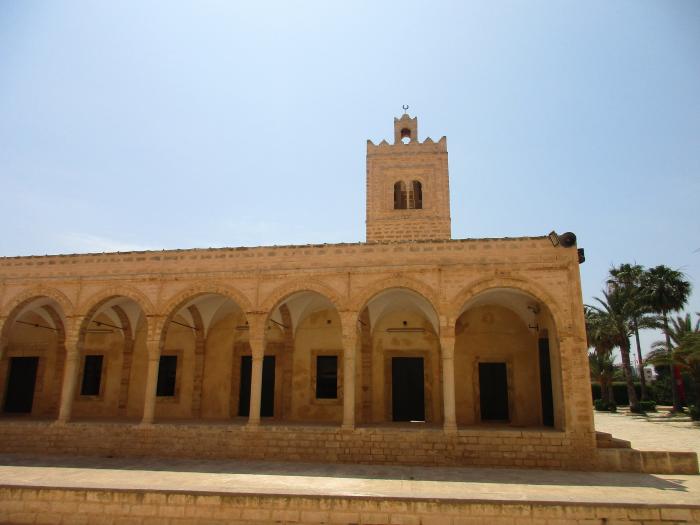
[1,486,699,524]
[0,420,695,474]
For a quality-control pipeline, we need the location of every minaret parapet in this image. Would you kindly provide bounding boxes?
[366,135,447,154]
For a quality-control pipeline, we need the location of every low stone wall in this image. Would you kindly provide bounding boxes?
[0,420,696,474]
[1,486,699,525]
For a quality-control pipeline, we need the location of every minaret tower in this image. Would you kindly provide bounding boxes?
[365,111,451,242]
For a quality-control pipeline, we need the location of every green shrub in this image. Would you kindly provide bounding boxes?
[639,400,656,412]
[594,399,617,412]
[611,382,642,406]
[690,404,700,421]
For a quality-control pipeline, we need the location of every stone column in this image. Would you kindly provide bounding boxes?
[246,313,266,428]
[57,335,80,423]
[141,338,161,425]
[440,331,457,433]
[340,311,358,430]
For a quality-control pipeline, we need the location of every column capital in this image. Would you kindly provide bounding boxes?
[245,311,267,343]
[338,310,359,343]
[439,333,456,356]
[145,338,161,360]
[439,323,456,338]
[145,314,166,341]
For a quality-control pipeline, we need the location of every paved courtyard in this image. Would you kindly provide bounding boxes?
[594,410,700,456]
[0,452,699,507]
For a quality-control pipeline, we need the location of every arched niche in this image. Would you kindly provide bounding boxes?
[159,292,249,421]
[454,288,564,430]
[1,296,66,418]
[73,296,147,421]
[361,288,441,425]
[266,291,342,423]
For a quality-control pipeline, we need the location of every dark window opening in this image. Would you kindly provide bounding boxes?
[411,180,423,209]
[316,355,338,399]
[80,355,103,396]
[3,357,39,413]
[393,181,407,209]
[156,355,177,397]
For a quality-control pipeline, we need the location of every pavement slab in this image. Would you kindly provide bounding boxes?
[0,453,699,507]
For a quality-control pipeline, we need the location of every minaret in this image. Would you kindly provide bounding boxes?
[365,111,451,242]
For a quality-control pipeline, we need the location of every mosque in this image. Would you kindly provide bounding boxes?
[0,113,694,474]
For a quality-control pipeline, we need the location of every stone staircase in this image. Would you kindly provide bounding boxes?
[595,431,698,474]
[596,431,631,449]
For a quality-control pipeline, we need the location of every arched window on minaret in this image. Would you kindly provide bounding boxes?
[394,181,407,209]
[411,180,423,209]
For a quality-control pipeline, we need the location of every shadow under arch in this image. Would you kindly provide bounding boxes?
[452,282,566,431]
[260,279,345,315]
[450,276,565,332]
[355,284,443,426]
[67,290,153,421]
[350,276,441,322]
[1,287,73,335]
[157,289,253,421]
[0,293,69,418]
[159,281,254,323]
[261,288,344,423]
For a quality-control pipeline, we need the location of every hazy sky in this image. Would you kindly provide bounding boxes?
[1,1,698,357]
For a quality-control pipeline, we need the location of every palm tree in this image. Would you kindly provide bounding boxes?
[648,314,700,406]
[588,289,640,412]
[585,306,617,405]
[642,266,692,411]
[608,264,649,399]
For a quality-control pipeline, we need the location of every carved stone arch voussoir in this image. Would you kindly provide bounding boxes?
[1,286,73,320]
[0,286,73,342]
[349,275,442,317]
[158,280,254,320]
[76,285,156,345]
[449,275,565,331]
[78,285,156,318]
[259,279,345,314]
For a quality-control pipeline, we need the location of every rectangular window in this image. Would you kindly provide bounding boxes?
[80,355,103,396]
[156,355,177,397]
[316,355,338,399]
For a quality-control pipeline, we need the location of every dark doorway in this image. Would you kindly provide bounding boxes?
[539,338,554,427]
[479,362,509,421]
[238,355,275,417]
[3,357,39,414]
[156,355,177,397]
[391,357,425,422]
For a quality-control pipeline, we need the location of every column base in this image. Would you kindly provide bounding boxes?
[341,423,355,431]
[443,422,458,434]
[245,421,261,431]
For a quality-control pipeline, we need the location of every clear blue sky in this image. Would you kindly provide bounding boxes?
[1,1,699,357]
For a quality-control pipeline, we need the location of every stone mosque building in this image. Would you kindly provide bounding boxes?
[0,114,695,474]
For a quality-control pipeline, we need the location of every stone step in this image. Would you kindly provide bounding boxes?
[596,431,632,449]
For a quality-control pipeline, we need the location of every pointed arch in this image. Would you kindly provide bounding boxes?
[1,286,73,320]
[78,285,156,318]
[159,281,253,319]
[260,279,344,314]
[349,275,441,316]
[449,276,565,331]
